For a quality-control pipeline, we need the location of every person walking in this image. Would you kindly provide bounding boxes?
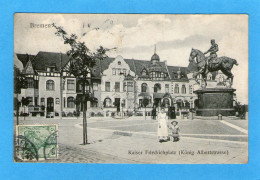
[157,107,169,142]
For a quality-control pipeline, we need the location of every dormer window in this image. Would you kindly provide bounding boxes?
[47,66,56,72]
[118,61,121,65]
[142,69,147,76]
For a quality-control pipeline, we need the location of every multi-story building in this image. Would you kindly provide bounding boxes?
[15,49,224,118]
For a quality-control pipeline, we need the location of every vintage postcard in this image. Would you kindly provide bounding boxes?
[14,13,248,163]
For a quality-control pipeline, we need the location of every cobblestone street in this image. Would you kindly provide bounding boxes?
[15,116,248,164]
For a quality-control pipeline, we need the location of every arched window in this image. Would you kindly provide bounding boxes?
[104,98,112,107]
[174,84,179,94]
[67,97,75,108]
[46,80,54,90]
[181,85,186,94]
[141,83,148,93]
[208,74,212,80]
[176,99,183,109]
[154,83,161,93]
[142,69,147,76]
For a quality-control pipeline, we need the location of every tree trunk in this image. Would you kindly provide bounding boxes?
[82,81,87,145]
[145,107,146,121]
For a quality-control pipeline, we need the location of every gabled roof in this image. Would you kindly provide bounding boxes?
[33,51,71,71]
[16,54,36,67]
[23,60,35,75]
[167,66,189,81]
[17,51,191,82]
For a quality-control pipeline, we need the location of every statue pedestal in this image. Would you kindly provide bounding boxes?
[194,88,236,116]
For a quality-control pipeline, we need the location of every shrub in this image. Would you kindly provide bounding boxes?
[126,111,134,117]
[135,111,143,116]
[90,112,95,117]
[67,112,74,117]
[95,112,104,117]
[62,111,67,117]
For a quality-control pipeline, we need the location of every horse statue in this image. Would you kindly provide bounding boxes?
[189,48,238,87]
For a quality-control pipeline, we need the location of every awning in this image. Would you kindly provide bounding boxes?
[153,93,165,99]
[138,92,151,98]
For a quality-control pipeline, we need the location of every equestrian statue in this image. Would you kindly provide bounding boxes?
[189,39,239,88]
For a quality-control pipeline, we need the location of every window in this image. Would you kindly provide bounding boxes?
[47,66,55,72]
[77,81,83,92]
[115,82,120,92]
[40,98,45,106]
[163,98,170,108]
[27,78,34,88]
[34,97,38,106]
[173,72,178,79]
[181,85,186,94]
[139,99,143,107]
[67,97,75,108]
[127,82,134,92]
[104,98,112,107]
[46,80,54,90]
[117,69,121,75]
[189,85,193,94]
[141,83,148,93]
[123,82,126,92]
[91,101,98,107]
[142,70,147,76]
[27,97,33,106]
[174,84,179,94]
[154,83,161,93]
[123,69,127,75]
[165,84,169,93]
[118,61,121,65]
[67,79,75,90]
[112,68,116,75]
[105,82,110,92]
[93,82,98,91]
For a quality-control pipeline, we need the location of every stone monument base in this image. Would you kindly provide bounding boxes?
[194,88,236,116]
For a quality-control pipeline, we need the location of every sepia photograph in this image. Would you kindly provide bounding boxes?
[13,13,248,164]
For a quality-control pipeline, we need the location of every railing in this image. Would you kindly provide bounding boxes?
[28,106,45,112]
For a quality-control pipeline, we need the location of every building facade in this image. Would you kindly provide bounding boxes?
[15,49,225,118]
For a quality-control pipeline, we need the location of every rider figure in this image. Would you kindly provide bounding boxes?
[204,39,218,64]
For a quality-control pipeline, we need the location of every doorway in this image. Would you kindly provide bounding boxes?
[115,98,120,113]
[47,97,54,118]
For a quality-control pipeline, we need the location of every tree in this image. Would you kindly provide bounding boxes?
[142,97,150,120]
[14,66,26,125]
[53,23,113,145]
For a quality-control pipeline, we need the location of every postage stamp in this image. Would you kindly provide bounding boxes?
[15,125,58,161]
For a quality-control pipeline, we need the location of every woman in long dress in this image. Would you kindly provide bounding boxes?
[157,108,169,142]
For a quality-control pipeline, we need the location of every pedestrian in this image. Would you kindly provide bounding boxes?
[152,107,156,120]
[171,106,176,119]
[169,121,180,142]
[168,106,172,119]
[157,107,169,143]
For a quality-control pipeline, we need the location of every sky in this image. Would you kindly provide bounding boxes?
[14,14,248,103]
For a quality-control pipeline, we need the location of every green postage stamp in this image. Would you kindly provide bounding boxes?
[15,125,58,161]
